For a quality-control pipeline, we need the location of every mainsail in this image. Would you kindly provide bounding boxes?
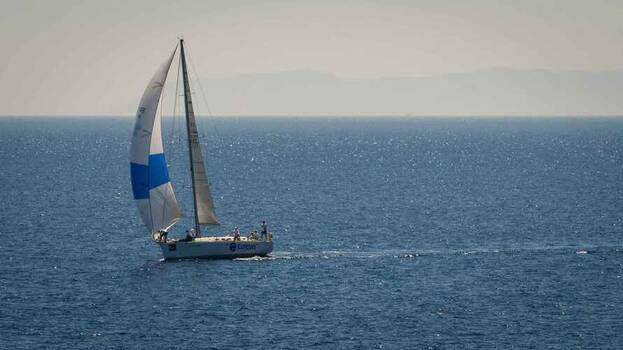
[130,50,182,232]
[180,39,219,229]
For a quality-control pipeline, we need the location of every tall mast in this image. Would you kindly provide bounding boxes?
[179,39,220,235]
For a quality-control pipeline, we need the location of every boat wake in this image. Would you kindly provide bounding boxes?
[231,245,623,262]
[233,250,419,262]
[233,256,275,262]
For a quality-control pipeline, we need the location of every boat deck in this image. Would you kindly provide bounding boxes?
[168,236,271,244]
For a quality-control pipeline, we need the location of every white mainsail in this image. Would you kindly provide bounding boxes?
[130,50,182,232]
[180,39,219,226]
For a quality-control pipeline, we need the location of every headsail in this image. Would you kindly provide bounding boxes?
[180,39,219,228]
[130,49,182,232]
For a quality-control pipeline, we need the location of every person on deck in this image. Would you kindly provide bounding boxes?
[180,230,194,242]
[233,227,241,241]
[260,221,268,241]
[158,229,168,243]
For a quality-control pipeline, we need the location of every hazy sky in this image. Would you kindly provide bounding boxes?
[1,0,622,116]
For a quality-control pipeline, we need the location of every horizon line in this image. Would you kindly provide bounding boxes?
[1,114,623,119]
[208,66,623,81]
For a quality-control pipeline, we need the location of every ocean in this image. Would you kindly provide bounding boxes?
[1,116,622,349]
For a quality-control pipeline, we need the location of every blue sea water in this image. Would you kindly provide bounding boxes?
[1,116,622,349]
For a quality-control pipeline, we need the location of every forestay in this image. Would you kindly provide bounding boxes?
[130,50,182,232]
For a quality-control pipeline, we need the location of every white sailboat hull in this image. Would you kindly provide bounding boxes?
[158,236,273,260]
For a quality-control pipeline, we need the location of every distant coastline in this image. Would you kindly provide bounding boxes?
[1,114,623,119]
[2,68,623,117]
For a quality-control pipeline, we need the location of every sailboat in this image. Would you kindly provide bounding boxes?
[130,39,273,260]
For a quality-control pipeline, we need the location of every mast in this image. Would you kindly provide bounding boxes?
[179,39,219,236]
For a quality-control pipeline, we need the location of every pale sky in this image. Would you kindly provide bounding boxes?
[1,0,622,116]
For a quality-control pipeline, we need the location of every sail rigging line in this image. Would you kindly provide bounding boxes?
[165,51,187,226]
[169,51,182,146]
[183,42,227,147]
[184,41,224,213]
[165,51,183,223]
[181,43,217,181]
[146,78,161,233]
[183,42,234,201]
[151,44,179,234]
[155,61,169,232]
[182,43,216,118]
[153,44,181,234]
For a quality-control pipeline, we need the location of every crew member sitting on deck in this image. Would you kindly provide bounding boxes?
[233,227,241,241]
[180,230,194,242]
[247,231,258,240]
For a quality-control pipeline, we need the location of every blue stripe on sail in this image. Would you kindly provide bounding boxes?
[130,163,149,199]
[147,153,171,190]
[130,153,171,200]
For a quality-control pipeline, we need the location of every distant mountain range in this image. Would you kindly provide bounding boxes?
[196,68,623,116]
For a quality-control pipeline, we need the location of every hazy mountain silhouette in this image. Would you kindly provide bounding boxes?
[197,68,623,116]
